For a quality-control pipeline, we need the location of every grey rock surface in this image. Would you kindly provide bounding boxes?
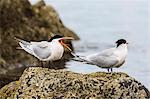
[0,67,149,98]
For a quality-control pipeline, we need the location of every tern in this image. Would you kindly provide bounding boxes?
[72,39,128,72]
[15,35,74,67]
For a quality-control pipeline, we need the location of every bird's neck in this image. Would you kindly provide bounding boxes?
[116,44,128,53]
[51,41,64,53]
[117,44,127,48]
[52,41,62,46]
[114,44,128,60]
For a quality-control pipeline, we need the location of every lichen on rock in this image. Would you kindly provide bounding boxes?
[0,67,149,98]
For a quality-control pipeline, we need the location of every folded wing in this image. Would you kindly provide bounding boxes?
[16,38,51,60]
[31,43,51,59]
[87,48,119,68]
[31,41,49,48]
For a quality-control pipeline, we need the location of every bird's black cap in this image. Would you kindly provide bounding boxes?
[48,35,63,42]
[116,39,127,47]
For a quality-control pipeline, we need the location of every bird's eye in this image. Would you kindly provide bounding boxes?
[58,40,61,42]
[59,39,63,42]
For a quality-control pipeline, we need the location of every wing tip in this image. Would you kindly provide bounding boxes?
[16,47,23,50]
[14,37,21,42]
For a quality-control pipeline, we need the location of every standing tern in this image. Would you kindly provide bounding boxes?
[15,35,74,67]
[72,39,128,72]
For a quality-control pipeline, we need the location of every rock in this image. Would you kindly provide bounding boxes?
[0,67,149,98]
[0,0,79,88]
[32,0,79,39]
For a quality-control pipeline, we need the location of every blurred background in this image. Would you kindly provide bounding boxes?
[30,0,149,90]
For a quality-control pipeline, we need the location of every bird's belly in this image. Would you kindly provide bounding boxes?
[115,59,125,67]
[47,45,64,61]
[51,51,63,61]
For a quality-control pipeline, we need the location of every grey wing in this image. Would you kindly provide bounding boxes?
[88,55,119,68]
[97,48,115,56]
[32,45,51,59]
[31,41,49,48]
[87,48,119,68]
[17,39,34,55]
[115,60,125,68]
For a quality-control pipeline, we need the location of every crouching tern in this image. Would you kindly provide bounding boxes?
[15,35,74,67]
[72,39,128,72]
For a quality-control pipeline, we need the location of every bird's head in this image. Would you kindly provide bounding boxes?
[116,39,128,47]
[48,35,74,51]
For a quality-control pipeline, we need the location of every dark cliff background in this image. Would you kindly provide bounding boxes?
[0,0,79,88]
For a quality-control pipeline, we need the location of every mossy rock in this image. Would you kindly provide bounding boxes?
[0,67,149,98]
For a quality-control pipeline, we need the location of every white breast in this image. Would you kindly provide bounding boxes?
[113,44,128,67]
[46,41,64,61]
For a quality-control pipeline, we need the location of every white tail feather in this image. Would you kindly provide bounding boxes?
[19,42,33,55]
[71,52,94,65]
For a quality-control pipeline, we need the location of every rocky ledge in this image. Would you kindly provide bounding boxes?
[0,67,149,98]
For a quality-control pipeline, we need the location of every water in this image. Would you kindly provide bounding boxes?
[30,0,150,90]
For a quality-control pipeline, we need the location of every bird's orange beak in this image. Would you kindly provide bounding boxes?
[60,37,74,51]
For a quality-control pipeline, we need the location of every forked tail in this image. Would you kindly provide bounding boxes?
[71,52,94,65]
[14,37,33,55]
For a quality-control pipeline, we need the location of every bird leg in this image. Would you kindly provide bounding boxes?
[49,61,51,69]
[111,68,113,72]
[107,69,110,72]
[41,61,43,67]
